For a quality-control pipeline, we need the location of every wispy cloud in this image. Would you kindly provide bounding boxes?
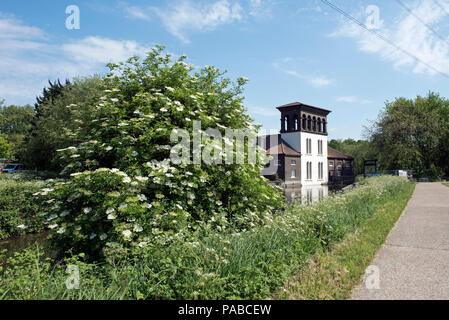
[330,0,449,76]
[0,12,46,40]
[246,105,279,116]
[0,12,152,105]
[153,0,244,43]
[248,0,274,18]
[124,5,152,22]
[336,96,372,104]
[275,59,333,87]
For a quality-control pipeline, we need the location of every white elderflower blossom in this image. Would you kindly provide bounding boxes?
[83,207,92,214]
[122,230,132,240]
[133,224,143,232]
[135,176,148,182]
[107,213,116,220]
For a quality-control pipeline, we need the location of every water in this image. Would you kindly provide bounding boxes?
[0,232,48,257]
[283,184,329,205]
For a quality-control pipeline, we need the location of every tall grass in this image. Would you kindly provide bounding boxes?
[0,176,411,300]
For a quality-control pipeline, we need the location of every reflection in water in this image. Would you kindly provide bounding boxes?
[284,185,329,205]
[0,232,48,257]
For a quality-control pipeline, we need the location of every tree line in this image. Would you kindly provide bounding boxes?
[1,78,448,179]
[329,92,449,180]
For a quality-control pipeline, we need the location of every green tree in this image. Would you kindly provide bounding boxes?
[20,77,104,170]
[0,103,34,159]
[368,92,449,179]
[0,135,11,158]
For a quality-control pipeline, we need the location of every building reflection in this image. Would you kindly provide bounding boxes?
[283,184,329,205]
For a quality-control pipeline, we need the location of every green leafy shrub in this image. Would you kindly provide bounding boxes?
[0,174,48,239]
[37,46,283,260]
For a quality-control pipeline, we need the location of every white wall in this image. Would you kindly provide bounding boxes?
[300,132,328,186]
[280,131,328,186]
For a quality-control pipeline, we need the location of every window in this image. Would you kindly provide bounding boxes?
[306,161,313,180]
[318,162,324,180]
[329,160,334,167]
[276,160,281,166]
[317,140,323,155]
[291,169,296,178]
[318,162,320,180]
[306,138,312,154]
[291,160,296,165]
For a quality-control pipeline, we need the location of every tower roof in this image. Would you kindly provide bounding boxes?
[276,101,332,115]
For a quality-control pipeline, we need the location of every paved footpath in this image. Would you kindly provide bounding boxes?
[352,182,449,300]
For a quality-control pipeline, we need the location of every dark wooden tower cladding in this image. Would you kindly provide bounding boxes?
[277,102,331,135]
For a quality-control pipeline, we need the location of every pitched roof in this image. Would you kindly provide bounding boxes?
[258,134,301,156]
[328,146,354,160]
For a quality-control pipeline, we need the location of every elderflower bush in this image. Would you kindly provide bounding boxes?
[38,46,283,259]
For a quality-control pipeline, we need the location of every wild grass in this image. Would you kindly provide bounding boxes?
[0,176,412,300]
[273,182,415,299]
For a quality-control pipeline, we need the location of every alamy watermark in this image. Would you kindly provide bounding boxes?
[65,265,80,289]
[169,120,279,171]
[364,265,380,290]
[66,5,80,30]
[366,5,380,29]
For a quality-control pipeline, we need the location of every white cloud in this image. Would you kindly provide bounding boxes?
[61,36,150,65]
[331,0,449,76]
[248,0,274,18]
[0,12,153,105]
[0,12,46,40]
[273,57,333,87]
[154,0,244,43]
[246,105,278,116]
[124,6,152,22]
[281,67,333,87]
[309,77,332,87]
[336,96,372,104]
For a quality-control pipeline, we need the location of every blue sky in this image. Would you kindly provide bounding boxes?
[1,0,449,140]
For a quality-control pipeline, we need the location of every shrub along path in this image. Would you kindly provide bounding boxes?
[352,182,449,299]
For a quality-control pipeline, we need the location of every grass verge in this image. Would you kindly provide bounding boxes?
[443,182,449,188]
[273,182,415,300]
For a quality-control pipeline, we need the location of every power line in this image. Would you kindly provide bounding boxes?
[433,0,449,17]
[320,0,449,79]
[395,0,449,46]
